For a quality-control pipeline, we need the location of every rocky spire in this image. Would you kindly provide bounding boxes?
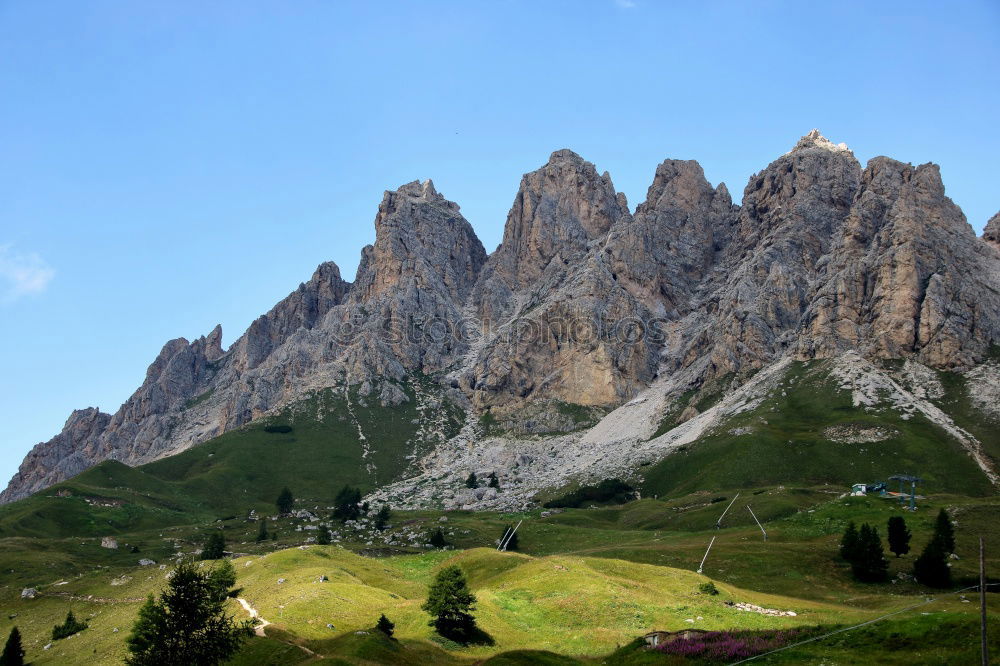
[473,149,631,323]
[352,180,486,304]
[608,158,737,313]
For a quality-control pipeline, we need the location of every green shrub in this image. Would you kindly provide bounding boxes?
[263,424,293,434]
[698,581,719,595]
[543,479,636,509]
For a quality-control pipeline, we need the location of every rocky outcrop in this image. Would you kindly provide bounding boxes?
[687,129,863,376]
[799,158,1000,367]
[4,131,999,503]
[0,408,110,503]
[984,211,1000,251]
[234,262,350,371]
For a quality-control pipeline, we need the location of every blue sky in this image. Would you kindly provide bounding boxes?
[1,0,998,486]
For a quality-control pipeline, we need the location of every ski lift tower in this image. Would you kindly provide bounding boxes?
[888,474,922,511]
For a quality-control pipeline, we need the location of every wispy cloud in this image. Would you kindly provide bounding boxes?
[0,244,55,303]
[614,0,637,8]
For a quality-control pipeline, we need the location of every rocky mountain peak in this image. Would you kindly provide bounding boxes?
[473,149,631,323]
[790,129,853,156]
[354,180,486,303]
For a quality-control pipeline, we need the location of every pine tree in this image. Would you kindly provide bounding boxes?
[374,505,391,530]
[887,516,911,557]
[933,508,955,553]
[488,473,500,489]
[201,531,226,560]
[376,613,395,638]
[333,486,362,522]
[255,520,268,543]
[839,521,860,562]
[422,565,477,641]
[499,525,518,551]
[52,609,89,640]
[316,528,331,545]
[914,536,952,588]
[465,472,477,489]
[0,626,25,666]
[429,527,448,548]
[276,487,294,515]
[851,523,888,582]
[125,560,253,666]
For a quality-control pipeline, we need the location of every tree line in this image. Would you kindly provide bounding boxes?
[839,508,956,587]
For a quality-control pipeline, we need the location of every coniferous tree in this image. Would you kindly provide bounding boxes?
[465,472,477,488]
[933,508,956,553]
[333,486,362,522]
[887,516,911,558]
[429,527,448,548]
[316,528,331,545]
[206,560,238,603]
[488,473,500,489]
[499,525,519,551]
[255,520,268,543]
[839,521,860,562]
[52,610,88,640]
[851,523,888,582]
[376,614,395,638]
[276,487,294,515]
[0,626,25,666]
[422,565,477,641]
[201,532,226,560]
[374,505,391,530]
[914,536,952,588]
[125,560,253,666]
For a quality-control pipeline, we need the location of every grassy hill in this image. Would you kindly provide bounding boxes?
[640,360,997,498]
[0,381,463,539]
[0,359,998,663]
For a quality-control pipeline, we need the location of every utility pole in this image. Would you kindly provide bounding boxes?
[715,493,740,529]
[981,536,989,666]
[698,536,716,574]
[747,505,767,541]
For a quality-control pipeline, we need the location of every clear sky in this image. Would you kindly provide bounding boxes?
[1,0,998,487]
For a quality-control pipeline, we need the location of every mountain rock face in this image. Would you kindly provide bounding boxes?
[4,131,999,503]
[985,211,1000,250]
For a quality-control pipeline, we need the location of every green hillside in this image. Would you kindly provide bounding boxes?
[641,361,997,498]
[0,380,463,539]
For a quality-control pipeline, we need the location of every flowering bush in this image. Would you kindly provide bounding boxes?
[656,627,819,661]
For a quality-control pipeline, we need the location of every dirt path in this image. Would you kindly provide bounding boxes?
[236,597,272,637]
[236,597,318,657]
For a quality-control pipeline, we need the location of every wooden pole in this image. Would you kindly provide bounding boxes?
[981,536,989,666]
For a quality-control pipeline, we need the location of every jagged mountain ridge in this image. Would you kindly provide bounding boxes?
[4,130,1000,503]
